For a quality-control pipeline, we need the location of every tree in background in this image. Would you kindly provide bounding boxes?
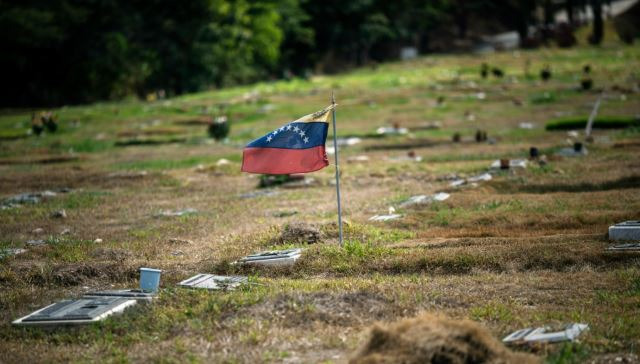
[0,0,282,106]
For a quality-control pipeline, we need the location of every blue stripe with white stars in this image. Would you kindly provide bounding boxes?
[245,121,328,149]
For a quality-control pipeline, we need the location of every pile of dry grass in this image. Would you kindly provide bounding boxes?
[276,222,321,244]
[351,313,539,364]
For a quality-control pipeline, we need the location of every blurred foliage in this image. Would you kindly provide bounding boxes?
[0,0,622,107]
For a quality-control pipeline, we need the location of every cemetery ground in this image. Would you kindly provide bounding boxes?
[1,44,639,363]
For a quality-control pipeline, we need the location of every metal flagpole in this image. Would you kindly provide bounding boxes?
[331,92,344,247]
[585,93,603,140]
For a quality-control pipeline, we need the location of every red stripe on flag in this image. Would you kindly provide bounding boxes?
[241,146,329,174]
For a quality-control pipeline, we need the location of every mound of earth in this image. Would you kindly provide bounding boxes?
[351,313,539,364]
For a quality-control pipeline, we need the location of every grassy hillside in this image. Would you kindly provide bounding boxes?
[1,44,640,363]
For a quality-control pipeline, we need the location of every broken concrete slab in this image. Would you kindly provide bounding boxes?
[490,159,528,169]
[369,214,402,222]
[400,193,450,208]
[178,274,248,291]
[154,208,197,217]
[503,323,588,344]
[83,289,156,302]
[237,248,303,266]
[1,189,67,209]
[606,243,640,252]
[376,126,408,135]
[0,248,27,259]
[468,173,492,183]
[608,221,640,241]
[26,239,46,246]
[449,173,492,187]
[12,297,137,326]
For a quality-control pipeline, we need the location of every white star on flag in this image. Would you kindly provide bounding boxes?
[299,130,305,137]
[266,135,272,142]
[304,137,309,143]
[286,125,292,130]
[293,125,299,132]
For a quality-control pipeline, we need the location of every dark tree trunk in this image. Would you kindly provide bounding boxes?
[589,0,603,44]
[566,0,575,25]
[455,0,468,38]
[544,0,554,25]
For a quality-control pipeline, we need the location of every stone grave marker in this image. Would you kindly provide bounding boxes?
[13,297,137,326]
[178,274,248,291]
[237,248,303,266]
[608,221,640,241]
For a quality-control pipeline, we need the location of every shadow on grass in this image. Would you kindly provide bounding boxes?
[495,175,640,194]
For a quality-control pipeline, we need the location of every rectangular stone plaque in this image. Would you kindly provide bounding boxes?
[13,297,136,326]
[178,274,248,290]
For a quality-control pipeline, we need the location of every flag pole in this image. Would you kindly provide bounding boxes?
[331,91,344,247]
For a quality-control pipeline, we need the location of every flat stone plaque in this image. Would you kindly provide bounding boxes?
[608,221,640,241]
[13,297,136,326]
[178,274,248,290]
[238,248,302,266]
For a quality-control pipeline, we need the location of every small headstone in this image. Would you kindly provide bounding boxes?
[32,228,44,234]
[500,159,510,170]
[93,238,103,244]
[178,274,248,290]
[608,221,640,241]
[13,297,137,326]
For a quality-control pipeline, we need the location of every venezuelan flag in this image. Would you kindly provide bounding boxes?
[241,105,335,175]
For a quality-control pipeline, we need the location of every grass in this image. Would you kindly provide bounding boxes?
[0,42,639,363]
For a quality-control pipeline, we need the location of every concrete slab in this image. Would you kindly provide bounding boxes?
[238,248,303,267]
[178,274,248,290]
[13,297,136,326]
[608,221,640,241]
[606,243,640,251]
[503,323,589,344]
